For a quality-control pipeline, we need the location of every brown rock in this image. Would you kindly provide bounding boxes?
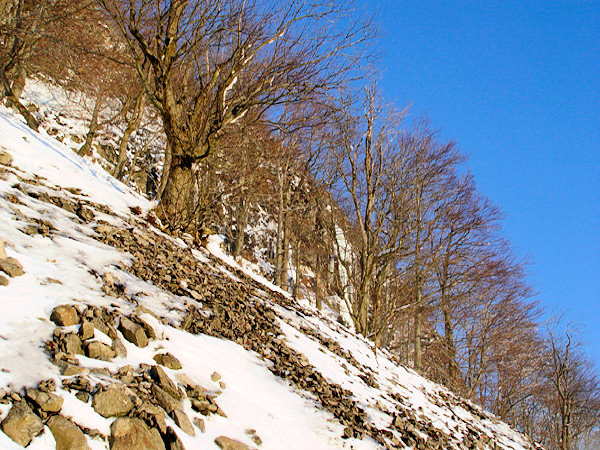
[134,401,167,434]
[153,353,182,370]
[150,365,182,400]
[47,415,90,450]
[0,150,12,166]
[84,340,115,361]
[193,417,205,433]
[0,274,8,286]
[119,317,148,347]
[79,321,94,340]
[171,409,194,436]
[109,417,165,450]
[215,436,251,450]
[0,257,24,277]
[51,305,80,326]
[151,385,181,414]
[0,402,44,446]
[64,333,84,355]
[111,337,127,357]
[92,386,134,418]
[26,388,64,412]
[0,238,6,259]
[164,426,186,450]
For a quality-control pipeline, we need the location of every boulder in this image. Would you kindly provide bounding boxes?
[0,257,24,277]
[151,385,181,414]
[119,317,148,347]
[215,436,251,450]
[63,333,84,355]
[47,415,90,450]
[0,149,12,165]
[109,417,165,450]
[51,305,79,326]
[84,340,115,361]
[0,402,44,447]
[171,409,194,436]
[150,366,182,400]
[153,353,182,370]
[26,388,64,413]
[79,321,94,340]
[92,386,134,418]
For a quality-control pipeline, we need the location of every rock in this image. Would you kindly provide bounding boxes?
[215,436,251,450]
[59,362,83,376]
[76,205,94,222]
[150,365,182,400]
[79,321,94,340]
[193,417,205,433]
[171,409,194,436]
[26,388,64,413]
[47,415,90,450]
[0,257,23,277]
[92,386,134,417]
[151,385,181,414]
[134,401,167,434]
[109,417,165,450]
[164,426,186,450]
[51,305,79,326]
[119,317,148,348]
[0,149,12,165]
[75,391,90,403]
[153,353,182,370]
[0,238,6,259]
[84,340,115,361]
[111,337,127,357]
[211,372,221,382]
[0,402,44,447]
[0,275,8,286]
[64,333,84,355]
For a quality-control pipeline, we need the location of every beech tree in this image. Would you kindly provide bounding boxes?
[100,0,371,229]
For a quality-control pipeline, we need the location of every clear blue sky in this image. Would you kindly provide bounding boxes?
[361,1,600,364]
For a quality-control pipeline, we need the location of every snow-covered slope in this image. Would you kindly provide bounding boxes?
[0,104,540,449]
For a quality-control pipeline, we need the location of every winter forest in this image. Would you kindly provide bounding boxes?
[1,1,599,449]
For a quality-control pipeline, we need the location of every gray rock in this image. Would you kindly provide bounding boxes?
[150,365,182,400]
[0,150,12,165]
[26,388,64,412]
[47,415,90,450]
[51,305,80,326]
[109,417,165,450]
[79,321,94,340]
[64,333,84,355]
[0,402,44,446]
[171,409,194,436]
[84,340,115,361]
[215,436,251,450]
[153,353,182,370]
[92,386,134,418]
[0,257,23,277]
[119,317,148,347]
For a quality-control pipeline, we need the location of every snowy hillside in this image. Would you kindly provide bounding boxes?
[0,103,540,449]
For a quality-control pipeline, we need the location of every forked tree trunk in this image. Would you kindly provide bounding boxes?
[78,94,103,156]
[0,68,38,131]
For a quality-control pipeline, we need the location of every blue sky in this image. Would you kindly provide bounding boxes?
[361,1,600,363]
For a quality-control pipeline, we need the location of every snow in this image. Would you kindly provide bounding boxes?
[0,83,535,450]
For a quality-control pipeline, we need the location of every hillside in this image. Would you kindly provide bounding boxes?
[0,103,541,449]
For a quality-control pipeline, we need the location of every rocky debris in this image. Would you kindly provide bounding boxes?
[79,321,95,340]
[47,415,90,450]
[119,316,149,347]
[25,388,63,413]
[150,365,183,400]
[0,237,6,259]
[151,385,181,415]
[193,417,205,433]
[84,340,116,360]
[215,435,251,450]
[0,149,12,165]
[92,385,134,418]
[51,305,80,326]
[109,417,166,450]
[171,409,195,436]
[245,429,262,446]
[163,426,186,450]
[0,402,44,446]
[0,256,24,277]
[153,353,182,370]
[210,372,221,382]
[134,401,167,434]
[63,333,84,355]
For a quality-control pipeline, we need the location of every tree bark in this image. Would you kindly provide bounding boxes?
[0,67,38,130]
[232,197,249,257]
[158,153,197,230]
[78,94,103,156]
[114,92,144,180]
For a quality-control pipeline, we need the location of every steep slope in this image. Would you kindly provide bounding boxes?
[0,106,540,449]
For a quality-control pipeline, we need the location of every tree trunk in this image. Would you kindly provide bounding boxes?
[114,92,144,180]
[158,154,198,230]
[413,283,423,372]
[78,94,103,156]
[293,239,301,299]
[281,216,290,291]
[0,67,38,130]
[5,65,25,109]
[232,197,249,257]
[314,255,322,310]
[441,284,459,383]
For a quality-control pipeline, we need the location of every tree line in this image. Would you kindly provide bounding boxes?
[1,1,598,448]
